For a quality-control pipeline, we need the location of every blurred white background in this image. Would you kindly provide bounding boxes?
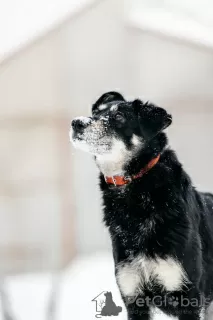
[1,0,213,319]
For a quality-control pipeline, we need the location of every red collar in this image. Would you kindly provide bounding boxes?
[105,154,160,186]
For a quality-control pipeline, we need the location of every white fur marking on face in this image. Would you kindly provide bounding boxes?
[131,134,141,147]
[116,255,187,297]
[71,118,111,155]
[98,104,108,111]
[151,307,178,320]
[96,138,130,176]
[100,115,109,121]
[69,126,91,152]
[71,135,91,153]
[74,116,91,124]
[110,105,118,111]
[95,134,142,176]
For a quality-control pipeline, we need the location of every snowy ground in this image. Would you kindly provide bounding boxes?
[0,252,125,320]
[0,252,209,320]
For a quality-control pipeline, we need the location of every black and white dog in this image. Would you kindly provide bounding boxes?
[70,92,213,320]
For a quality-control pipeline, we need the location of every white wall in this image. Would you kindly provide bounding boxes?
[1,0,213,259]
[124,30,213,103]
[0,23,73,272]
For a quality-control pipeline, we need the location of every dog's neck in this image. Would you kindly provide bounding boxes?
[96,155,126,177]
[96,133,168,178]
[95,143,132,177]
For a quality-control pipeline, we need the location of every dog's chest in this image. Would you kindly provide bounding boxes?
[116,255,187,297]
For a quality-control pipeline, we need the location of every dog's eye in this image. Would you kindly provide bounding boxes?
[115,112,125,123]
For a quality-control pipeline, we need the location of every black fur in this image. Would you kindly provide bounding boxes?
[71,92,213,320]
[92,91,125,115]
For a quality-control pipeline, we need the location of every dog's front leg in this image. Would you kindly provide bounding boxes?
[127,305,150,320]
[177,291,205,320]
[124,295,150,320]
[179,306,205,320]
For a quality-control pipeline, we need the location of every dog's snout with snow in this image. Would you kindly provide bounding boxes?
[70,91,172,177]
[71,117,91,134]
[70,91,172,158]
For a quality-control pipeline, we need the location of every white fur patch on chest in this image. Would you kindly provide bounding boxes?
[96,136,142,177]
[116,255,187,297]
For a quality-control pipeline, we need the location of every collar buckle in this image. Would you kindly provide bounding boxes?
[124,176,132,183]
[112,177,117,186]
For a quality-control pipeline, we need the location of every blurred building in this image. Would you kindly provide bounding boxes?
[0,0,213,274]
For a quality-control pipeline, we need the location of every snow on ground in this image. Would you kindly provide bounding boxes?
[0,252,197,319]
[1,252,125,320]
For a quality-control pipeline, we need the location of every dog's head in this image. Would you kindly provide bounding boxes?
[70,91,172,154]
[70,92,172,175]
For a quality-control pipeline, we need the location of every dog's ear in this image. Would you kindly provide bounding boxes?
[133,99,172,140]
[92,91,125,115]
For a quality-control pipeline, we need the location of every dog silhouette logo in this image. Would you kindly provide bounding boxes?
[92,291,122,318]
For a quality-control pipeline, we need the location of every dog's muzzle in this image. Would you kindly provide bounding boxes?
[71,117,92,134]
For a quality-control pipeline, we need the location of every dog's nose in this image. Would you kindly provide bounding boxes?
[72,119,85,133]
[71,117,91,133]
